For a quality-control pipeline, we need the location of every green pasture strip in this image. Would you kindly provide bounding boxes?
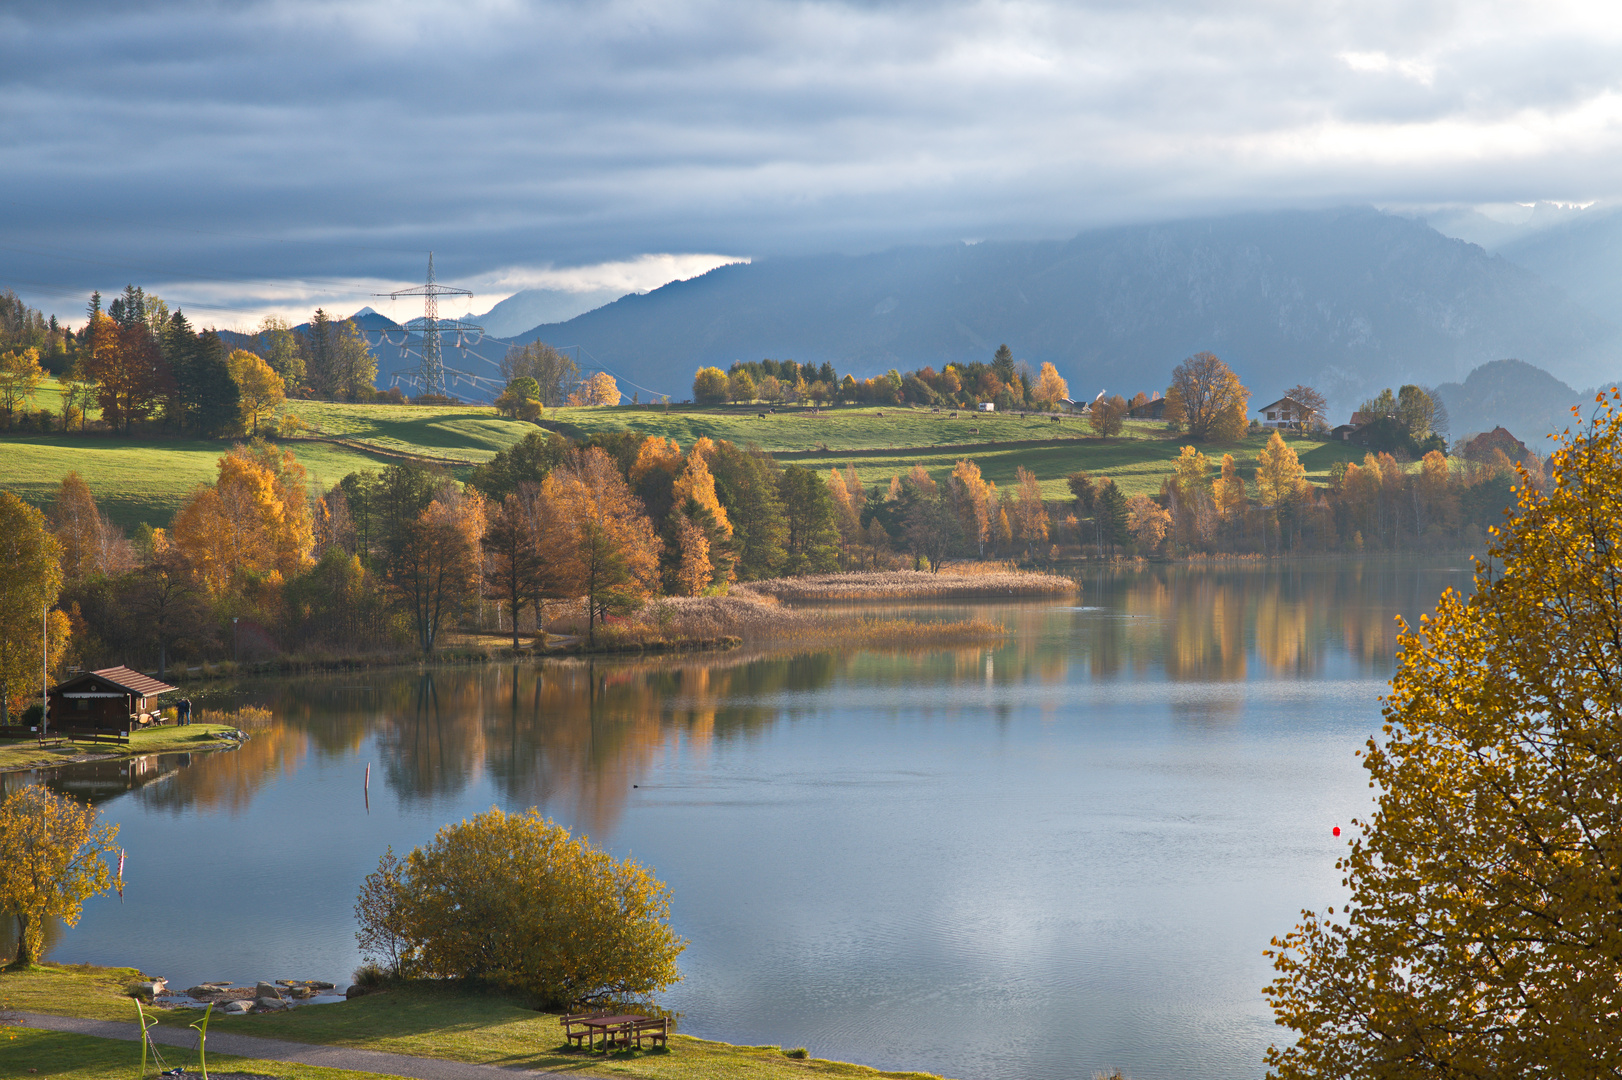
[292,401,534,463]
[0,436,401,530]
[0,966,949,1080]
[549,403,1106,453]
[0,724,242,773]
[0,1029,379,1080]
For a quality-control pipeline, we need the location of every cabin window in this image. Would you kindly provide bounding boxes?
[76,700,89,712]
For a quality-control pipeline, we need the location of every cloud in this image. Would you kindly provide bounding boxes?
[5,0,1622,322]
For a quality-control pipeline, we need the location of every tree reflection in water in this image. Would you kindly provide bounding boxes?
[15,558,1468,836]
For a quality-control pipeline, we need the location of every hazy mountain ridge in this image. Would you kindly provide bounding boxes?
[510,207,1618,413]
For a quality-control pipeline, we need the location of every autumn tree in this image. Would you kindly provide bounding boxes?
[1265,391,1622,1079]
[171,443,314,595]
[1165,352,1249,441]
[949,459,997,556]
[1255,431,1308,506]
[727,368,756,403]
[544,447,660,643]
[0,493,71,725]
[1010,466,1050,556]
[482,493,543,650]
[256,315,305,388]
[1088,394,1128,437]
[569,372,621,407]
[83,311,168,432]
[355,807,684,1007]
[1215,453,1247,521]
[0,346,44,427]
[1032,362,1069,410]
[50,473,131,583]
[0,785,119,967]
[466,431,569,503]
[1126,494,1171,552]
[390,485,487,654]
[227,349,286,435]
[693,367,728,404]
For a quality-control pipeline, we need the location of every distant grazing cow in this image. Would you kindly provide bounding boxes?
[949,411,958,418]
[876,412,884,417]
[758,412,766,418]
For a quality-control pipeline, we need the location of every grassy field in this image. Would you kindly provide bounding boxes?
[0,724,243,773]
[0,965,949,1080]
[0,434,405,530]
[293,401,536,464]
[0,395,1367,529]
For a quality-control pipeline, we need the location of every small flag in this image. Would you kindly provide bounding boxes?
[1332,826,1341,837]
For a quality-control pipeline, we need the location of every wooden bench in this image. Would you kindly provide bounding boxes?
[561,1012,597,1048]
[630,1017,668,1049]
[64,729,130,745]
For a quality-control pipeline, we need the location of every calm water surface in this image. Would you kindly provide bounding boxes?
[11,559,1474,1080]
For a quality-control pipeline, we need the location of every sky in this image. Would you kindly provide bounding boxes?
[6,0,1622,329]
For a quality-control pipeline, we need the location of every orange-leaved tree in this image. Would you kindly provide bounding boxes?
[391,485,487,654]
[172,444,313,596]
[543,447,659,643]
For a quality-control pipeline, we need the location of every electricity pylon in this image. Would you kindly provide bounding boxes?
[378,253,483,397]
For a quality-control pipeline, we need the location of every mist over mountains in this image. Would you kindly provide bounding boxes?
[505,207,1618,418]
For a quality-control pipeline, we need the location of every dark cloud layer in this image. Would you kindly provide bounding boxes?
[4,0,1621,323]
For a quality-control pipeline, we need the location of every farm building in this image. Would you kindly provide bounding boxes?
[46,666,178,734]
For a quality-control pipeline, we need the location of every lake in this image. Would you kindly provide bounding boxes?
[10,558,1474,1080]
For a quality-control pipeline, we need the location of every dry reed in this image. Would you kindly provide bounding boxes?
[744,569,1077,602]
[641,589,1007,647]
[194,705,274,727]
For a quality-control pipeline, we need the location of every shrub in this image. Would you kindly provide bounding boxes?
[355,807,684,1008]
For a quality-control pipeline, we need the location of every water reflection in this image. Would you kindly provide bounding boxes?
[23,557,1469,1080]
[30,558,1461,832]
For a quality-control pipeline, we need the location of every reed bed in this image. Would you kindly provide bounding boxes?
[642,590,1008,647]
[193,705,274,727]
[744,569,1077,602]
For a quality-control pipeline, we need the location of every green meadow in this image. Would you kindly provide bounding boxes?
[0,395,1364,528]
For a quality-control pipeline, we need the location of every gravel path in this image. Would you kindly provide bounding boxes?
[5,1011,593,1080]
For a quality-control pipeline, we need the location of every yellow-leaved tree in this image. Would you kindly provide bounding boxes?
[1265,389,1622,1078]
[0,492,71,726]
[0,784,118,967]
[1032,362,1069,410]
[355,807,684,1008]
[226,349,286,435]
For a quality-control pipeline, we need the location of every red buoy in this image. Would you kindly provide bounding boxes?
[1333,826,1341,837]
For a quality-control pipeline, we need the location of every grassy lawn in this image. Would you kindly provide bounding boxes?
[294,401,535,464]
[0,436,402,530]
[0,1029,381,1080]
[0,724,243,773]
[0,966,949,1080]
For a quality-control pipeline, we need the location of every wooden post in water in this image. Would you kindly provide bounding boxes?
[365,762,371,811]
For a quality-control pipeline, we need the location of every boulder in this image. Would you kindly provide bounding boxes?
[222,1000,253,1014]
[344,984,366,999]
[132,979,167,1000]
[312,981,336,990]
[254,981,282,1000]
[255,996,289,1011]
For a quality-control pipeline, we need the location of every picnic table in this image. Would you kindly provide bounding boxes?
[564,1013,670,1051]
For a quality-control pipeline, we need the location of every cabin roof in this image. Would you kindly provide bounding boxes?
[53,666,178,697]
[1256,396,1309,413]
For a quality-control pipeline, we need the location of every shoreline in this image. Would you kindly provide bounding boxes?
[0,723,247,775]
[0,963,953,1080]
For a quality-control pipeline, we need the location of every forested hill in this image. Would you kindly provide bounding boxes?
[510,207,1617,413]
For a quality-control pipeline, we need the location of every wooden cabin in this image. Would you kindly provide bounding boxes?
[47,667,178,734]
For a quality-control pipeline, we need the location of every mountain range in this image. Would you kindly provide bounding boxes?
[504,207,1619,419]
